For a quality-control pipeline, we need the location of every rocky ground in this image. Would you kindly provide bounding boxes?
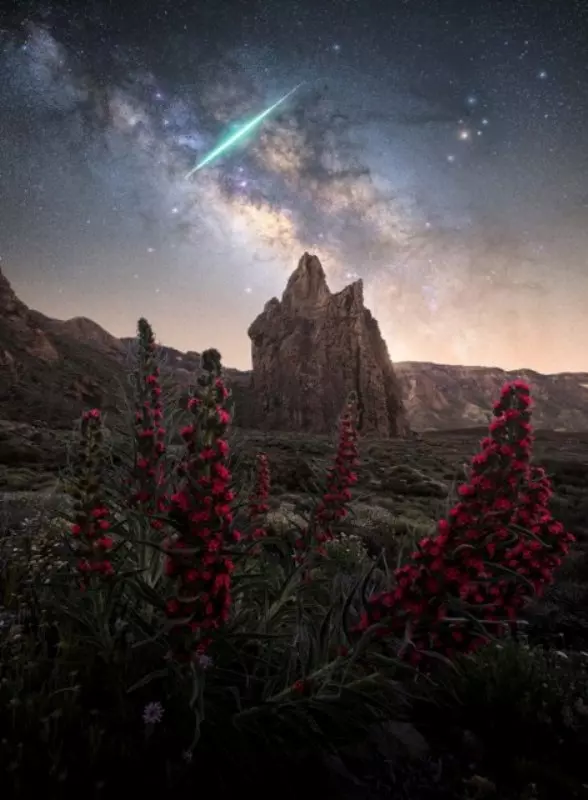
[2,422,588,798]
[3,422,587,547]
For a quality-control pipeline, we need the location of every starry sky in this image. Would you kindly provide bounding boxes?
[1,0,587,373]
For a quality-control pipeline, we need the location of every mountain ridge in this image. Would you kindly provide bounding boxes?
[1,263,587,432]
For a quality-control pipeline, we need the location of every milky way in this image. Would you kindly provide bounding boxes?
[1,0,587,372]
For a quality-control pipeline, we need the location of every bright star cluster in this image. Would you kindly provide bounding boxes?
[0,0,587,373]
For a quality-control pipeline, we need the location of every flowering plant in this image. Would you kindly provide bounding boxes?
[0,318,576,797]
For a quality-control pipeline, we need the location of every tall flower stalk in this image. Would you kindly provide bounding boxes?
[356,381,566,663]
[164,349,238,661]
[248,452,270,541]
[130,318,167,522]
[69,409,114,582]
[295,396,359,560]
[128,318,169,585]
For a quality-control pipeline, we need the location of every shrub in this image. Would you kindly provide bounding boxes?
[325,531,375,572]
[416,641,588,796]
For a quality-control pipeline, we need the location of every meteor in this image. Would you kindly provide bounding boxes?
[185,83,304,178]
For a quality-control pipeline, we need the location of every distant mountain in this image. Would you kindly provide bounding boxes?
[1,264,587,432]
[0,267,128,428]
[395,362,588,432]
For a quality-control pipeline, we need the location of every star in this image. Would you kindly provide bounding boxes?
[2,1,585,381]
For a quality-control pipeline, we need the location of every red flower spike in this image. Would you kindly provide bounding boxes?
[128,318,169,528]
[165,349,236,662]
[357,380,571,665]
[69,408,115,582]
[298,397,359,558]
[247,452,270,541]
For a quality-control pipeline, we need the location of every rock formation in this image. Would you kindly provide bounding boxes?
[247,253,410,437]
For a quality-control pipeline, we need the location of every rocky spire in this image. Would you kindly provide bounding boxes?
[281,252,331,312]
[248,253,410,437]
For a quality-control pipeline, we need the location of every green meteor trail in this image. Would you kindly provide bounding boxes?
[185,83,304,178]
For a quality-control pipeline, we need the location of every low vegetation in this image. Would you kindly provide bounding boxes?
[1,318,587,799]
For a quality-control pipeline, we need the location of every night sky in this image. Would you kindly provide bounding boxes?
[1,0,587,373]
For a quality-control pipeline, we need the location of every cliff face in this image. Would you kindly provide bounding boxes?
[395,361,588,432]
[0,264,29,321]
[247,253,410,436]
[0,265,60,364]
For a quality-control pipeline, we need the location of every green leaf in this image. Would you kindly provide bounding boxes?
[126,668,169,694]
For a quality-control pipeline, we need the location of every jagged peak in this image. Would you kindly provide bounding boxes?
[281,252,331,309]
[264,297,281,313]
[335,278,364,309]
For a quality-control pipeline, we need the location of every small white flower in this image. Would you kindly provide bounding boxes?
[196,653,213,670]
[142,701,164,725]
